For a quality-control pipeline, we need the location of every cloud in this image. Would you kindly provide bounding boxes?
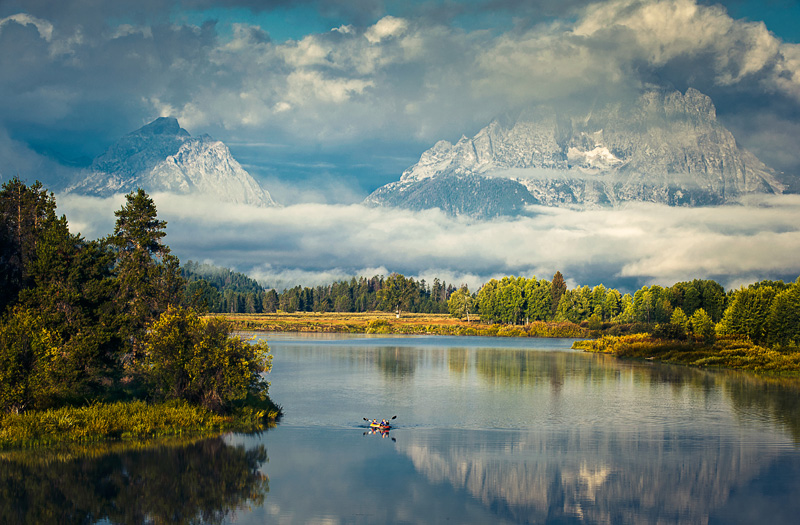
[3,0,799,177]
[55,192,800,293]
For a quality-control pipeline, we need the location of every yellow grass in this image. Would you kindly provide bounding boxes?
[216,311,587,338]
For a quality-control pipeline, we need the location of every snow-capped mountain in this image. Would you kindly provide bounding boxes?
[366,88,784,217]
[68,117,276,207]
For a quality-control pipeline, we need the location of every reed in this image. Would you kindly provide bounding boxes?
[575,334,800,375]
[226,312,588,338]
[0,398,281,450]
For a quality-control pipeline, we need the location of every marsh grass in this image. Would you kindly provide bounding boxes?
[223,312,588,338]
[0,398,281,450]
[575,334,800,375]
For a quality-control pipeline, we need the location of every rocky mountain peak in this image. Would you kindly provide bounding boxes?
[366,88,784,218]
[69,118,276,207]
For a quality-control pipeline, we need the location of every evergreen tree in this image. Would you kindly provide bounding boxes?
[111,189,184,363]
[551,271,567,317]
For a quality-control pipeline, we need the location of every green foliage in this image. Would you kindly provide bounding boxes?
[0,178,61,312]
[551,271,567,317]
[689,308,715,343]
[111,189,185,361]
[768,280,800,347]
[0,307,63,413]
[718,285,776,344]
[144,306,272,413]
[0,182,280,433]
[377,273,417,317]
[448,287,474,320]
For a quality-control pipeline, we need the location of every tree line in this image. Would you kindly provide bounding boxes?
[449,272,799,349]
[183,264,456,315]
[0,179,272,414]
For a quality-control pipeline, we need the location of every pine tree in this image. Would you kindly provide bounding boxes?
[111,189,184,364]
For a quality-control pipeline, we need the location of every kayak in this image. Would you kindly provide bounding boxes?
[369,423,392,430]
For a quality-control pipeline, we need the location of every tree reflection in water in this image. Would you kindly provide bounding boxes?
[0,436,268,524]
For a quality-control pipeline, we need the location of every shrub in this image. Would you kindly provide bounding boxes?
[145,307,272,413]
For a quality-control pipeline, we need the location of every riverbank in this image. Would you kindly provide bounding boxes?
[225,312,800,376]
[0,398,281,450]
[222,312,588,338]
[574,334,800,375]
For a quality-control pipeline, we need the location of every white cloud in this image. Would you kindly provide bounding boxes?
[0,13,53,41]
[364,16,408,44]
[55,192,800,293]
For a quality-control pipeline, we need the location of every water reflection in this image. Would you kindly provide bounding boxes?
[241,335,800,523]
[400,425,791,524]
[0,436,269,524]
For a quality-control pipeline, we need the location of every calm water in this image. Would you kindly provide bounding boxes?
[5,333,800,524]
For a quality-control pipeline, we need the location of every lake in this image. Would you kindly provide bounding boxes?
[4,332,800,524]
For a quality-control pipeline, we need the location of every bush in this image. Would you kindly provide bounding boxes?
[145,307,272,413]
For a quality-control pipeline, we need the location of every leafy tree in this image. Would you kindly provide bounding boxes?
[378,273,416,317]
[497,277,525,324]
[0,307,62,412]
[718,285,776,344]
[670,307,688,336]
[448,287,474,320]
[524,278,551,322]
[555,286,591,323]
[144,306,272,413]
[689,308,715,343]
[604,289,622,320]
[767,280,800,347]
[477,279,500,323]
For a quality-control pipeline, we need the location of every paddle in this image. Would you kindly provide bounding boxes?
[364,415,397,423]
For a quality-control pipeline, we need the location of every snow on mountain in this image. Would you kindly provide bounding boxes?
[366,88,784,217]
[68,117,276,207]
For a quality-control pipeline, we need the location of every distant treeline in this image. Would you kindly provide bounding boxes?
[182,262,455,315]
[183,262,800,349]
[467,273,799,349]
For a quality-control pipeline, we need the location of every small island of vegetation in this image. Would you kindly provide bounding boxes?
[0,179,280,449]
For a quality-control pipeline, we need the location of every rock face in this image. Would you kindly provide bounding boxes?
[68,117,276,207]
[366,88,784,217]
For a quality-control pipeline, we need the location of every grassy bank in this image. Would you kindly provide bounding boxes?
[0,398,281,450]
[223,312,588,338]
[574,334,800,375]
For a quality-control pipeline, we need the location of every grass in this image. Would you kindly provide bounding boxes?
[222,311,588,338]
[574,334,800,375]
[0,398,281,450]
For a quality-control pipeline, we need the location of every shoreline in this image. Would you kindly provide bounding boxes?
[224,312,800,377]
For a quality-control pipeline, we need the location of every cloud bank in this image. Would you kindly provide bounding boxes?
[2,0,800,181]
[56,192,800,292]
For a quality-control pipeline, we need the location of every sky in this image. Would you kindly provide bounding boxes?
[2,0,800,292]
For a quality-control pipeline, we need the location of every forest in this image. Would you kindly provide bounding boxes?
[184,259,800,350]
[0,179,277,427]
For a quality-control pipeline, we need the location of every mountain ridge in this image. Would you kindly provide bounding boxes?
[67,117,276,207]
[366,88,784,217]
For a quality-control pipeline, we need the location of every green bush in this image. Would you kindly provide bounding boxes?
[145,307,272,413]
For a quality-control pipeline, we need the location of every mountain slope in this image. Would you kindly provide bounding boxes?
[366,89,784,217]
[68,117,276,207]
